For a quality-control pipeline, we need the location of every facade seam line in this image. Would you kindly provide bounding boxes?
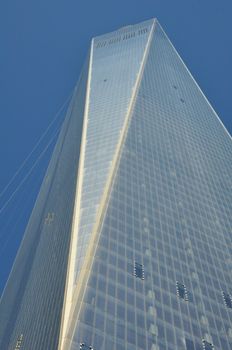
[58,40,94,350]
[158,21,231,140]
[63,19,157,349]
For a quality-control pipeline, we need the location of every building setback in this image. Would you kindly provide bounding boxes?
[0,18,232,350]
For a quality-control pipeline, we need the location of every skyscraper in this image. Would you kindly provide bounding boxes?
[0,17,231,350]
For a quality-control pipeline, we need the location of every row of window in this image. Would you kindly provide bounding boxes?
[14,334,23,350]
[203,340,214,350]
[176,281,189,301]
[122,31,136,40]
[95,27,148,49]
[186,338,214,350]
[133,261,232,308]
[96,41,107,48]
[133,261,145,280]
[108,37,121,45]
[222,292,232,308]
[138,28,148,35]
[80,339,214,349]
[80,344,93,350]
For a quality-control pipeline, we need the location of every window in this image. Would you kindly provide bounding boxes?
[96,41,107,48]
[185,338,195,350]
[14,334,23,350]
[80,343,93,350]
[134,262,144,280]
[109,37,121,44]
[138,28,148,35]
[123,32,136,40]
[222,291,232,308]
[45,212,54,225]
[202,340,214,350]
[176,282,188,301]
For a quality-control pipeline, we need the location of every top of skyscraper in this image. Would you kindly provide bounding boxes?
[94,18,156,41]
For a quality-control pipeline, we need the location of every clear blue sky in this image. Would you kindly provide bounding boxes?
[0,0,231,295]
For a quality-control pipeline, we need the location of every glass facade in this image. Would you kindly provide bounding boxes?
[0,18,231,350]
[73,19,154,285]
[0,54,90,349]
[64,20,232,350]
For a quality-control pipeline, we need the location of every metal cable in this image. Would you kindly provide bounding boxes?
[0,91,73,199]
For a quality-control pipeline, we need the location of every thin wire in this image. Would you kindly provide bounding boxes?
[0,91,73,199]
[0,119,60,239]
[0,163,44,257]
[0,126,61,215]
